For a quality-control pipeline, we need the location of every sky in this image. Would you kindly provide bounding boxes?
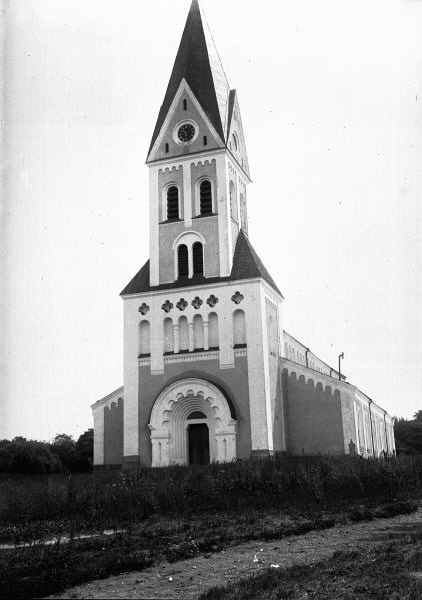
[2,0,421,441]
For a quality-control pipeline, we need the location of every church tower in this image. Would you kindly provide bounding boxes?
[116,0,285,467]
[91,0,396,467]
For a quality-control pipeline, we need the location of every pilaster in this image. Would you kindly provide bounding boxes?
[93,408,104,466]
[123,302,140,460]
[149,167,160,286]
[216,154,231,277]
[183,162,192,227]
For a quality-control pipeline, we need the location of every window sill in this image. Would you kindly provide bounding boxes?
[164,347,220,356]
[192,213,217,219]
[159,218,183,225]
[177,274,206,283]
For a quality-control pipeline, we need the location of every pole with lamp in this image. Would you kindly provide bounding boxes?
[338,352,344,380]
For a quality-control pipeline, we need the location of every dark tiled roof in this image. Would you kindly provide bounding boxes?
[120,230,282,296]
[231,230,281,295]
[147,0,230,156]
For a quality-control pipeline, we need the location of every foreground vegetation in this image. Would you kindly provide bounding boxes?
[201,519,422,600]
[1,455,422,598]
[2,455,422,536]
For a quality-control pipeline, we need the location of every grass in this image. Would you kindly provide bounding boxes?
[2,455,422,538]
[199,520,422,599]
[1,499,419,599]
[1,455,422,598]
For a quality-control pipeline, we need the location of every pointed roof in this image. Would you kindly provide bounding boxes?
[148,0,230,156]
[231,230,281,295]
[120,230,282,296]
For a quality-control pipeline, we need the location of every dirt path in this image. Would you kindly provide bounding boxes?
[48,509,422,599]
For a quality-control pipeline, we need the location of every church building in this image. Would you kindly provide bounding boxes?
[92,1,395,469]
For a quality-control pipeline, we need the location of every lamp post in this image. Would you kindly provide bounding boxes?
[338,352,344,380]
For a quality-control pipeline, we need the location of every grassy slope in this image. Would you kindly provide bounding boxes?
[0,500,419,599]
[1,456,422,598]
[200,526,422,600]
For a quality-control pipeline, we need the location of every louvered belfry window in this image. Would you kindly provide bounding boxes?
[193,242,204,275]
[167,186,179,220]
[200,180,212,215]
[178,244,189,278]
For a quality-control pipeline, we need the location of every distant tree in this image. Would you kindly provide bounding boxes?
[0,439,62,473]
[75,429,93,472]
[50,434,79,472]
[394,415,422,455]
[414,410,422,425]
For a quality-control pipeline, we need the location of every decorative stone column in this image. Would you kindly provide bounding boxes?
[188,322,194,352]
[173,323,180,354]
[203,320,209,351]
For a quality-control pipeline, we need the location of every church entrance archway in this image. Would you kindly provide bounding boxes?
[148,378,237,467]
[188,423,210,464]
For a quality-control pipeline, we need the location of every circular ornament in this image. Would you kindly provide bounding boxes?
[178,123,195,142]
[173,120,198,145]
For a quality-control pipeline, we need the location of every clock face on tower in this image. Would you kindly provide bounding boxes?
[177,123,196,143]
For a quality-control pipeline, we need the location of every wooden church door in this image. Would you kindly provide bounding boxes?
[188,424,210,465]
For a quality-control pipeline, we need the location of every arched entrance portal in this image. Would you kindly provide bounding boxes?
[148,378,237,467]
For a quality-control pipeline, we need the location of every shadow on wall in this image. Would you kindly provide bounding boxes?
[283,369,345,455]
[272,361,285,452]
[104,398,124,466]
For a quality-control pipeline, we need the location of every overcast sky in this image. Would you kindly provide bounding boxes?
[2,0,421,441]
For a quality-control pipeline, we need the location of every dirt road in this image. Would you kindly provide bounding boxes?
[48,509,422,599]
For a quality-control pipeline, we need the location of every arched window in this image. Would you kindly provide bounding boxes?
[178,244,189,278]
[165,143,169,153]
[203,135,208,146]
[200,180,212,215]
[183,99,187,110]
[233,309,246,347]
[230,181,238,222]
[167,186,179,220]
[188,411,206,419]
[138,320,151,356]
[178,316,189,351]
[163,317,174,353]
[208,312,219,348]
[193,314,204,350]
[192,242,204,275]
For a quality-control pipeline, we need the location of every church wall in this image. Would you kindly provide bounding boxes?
[91,387,124,467]
[158,216,220,282]
[265,298,284,452]
[231,220,240,254]
[282,367,345,455]
[339,388,359,454]
[104,398,124,466]
[137,355,252,466]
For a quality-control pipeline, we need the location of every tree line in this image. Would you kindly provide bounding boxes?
[393,411,422,456]
[0,430,93,474]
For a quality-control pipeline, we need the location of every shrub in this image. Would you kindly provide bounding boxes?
[0,440,62,474]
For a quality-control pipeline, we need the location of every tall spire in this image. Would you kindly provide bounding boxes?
[148,0,230,155]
